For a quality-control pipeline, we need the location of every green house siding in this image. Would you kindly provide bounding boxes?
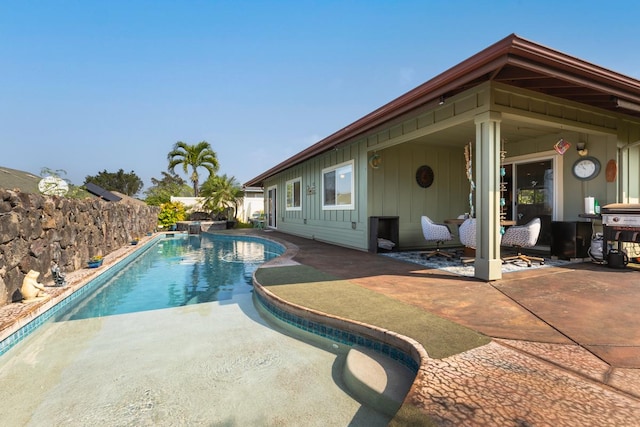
[262,81,640,254]
[620,123,640,205]
[246,36,640,280]
[367,143,467,249]
[264,143,369,251]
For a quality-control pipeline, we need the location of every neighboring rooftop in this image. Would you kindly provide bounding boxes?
[0,166,138,204]
[0,166,42,193]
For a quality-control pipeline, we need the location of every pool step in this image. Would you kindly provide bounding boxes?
[342,346,415,417]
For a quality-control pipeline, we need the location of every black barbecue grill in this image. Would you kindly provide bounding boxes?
[601,204,640,257]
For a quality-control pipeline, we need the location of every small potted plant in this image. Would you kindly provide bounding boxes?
[87,255,103,268]
[130,237,140,245]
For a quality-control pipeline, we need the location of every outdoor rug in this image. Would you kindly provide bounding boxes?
[380,251,573,277]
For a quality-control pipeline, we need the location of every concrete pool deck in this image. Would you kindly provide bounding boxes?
[2,229,640,425]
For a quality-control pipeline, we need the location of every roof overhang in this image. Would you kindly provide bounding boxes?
[244,33,640,187]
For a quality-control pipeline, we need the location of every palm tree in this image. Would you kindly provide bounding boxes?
[200,174,244,220]
[167,141,219,197]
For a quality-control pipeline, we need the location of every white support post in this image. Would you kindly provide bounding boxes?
[474,111,503,281]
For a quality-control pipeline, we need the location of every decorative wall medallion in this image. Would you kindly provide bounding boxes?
[605,159,617,182]
[416,165,434,188]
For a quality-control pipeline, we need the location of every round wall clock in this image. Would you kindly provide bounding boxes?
[416,165,434,188]
[572,156,601,181]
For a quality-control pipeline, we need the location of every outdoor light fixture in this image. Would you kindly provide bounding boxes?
[368,152,382,169]
[576,141,588,156]
[438,96,445,105]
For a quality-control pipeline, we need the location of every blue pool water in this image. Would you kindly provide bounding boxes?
[61,233,283,320]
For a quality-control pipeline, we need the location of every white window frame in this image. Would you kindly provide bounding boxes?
[285,177,302,211]
[322,160,355,210]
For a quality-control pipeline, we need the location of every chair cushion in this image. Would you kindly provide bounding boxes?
[459,218,476,249]
[421,216,453,242]
[502,218,541,247]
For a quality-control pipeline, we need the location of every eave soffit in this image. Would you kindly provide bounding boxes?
[244,34,640,187]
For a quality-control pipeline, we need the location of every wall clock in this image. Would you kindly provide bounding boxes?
[416,165,434,188]
[572,156,601,181]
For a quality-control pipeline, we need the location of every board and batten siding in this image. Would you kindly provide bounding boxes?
[260,80,640,252]
[263,142,368,250]
[367,143,468,250]
[619,122,640,204]
[263,85,486,251]
[494,80,640,212]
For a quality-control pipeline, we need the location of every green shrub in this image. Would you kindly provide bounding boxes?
[158,201,187,228]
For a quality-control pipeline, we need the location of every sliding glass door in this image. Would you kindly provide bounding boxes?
[503,157,555,247]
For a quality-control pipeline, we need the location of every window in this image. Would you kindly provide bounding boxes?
[322,161,354,210]
[285,178,302,210]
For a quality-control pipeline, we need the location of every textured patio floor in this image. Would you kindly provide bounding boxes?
[259,230,640,426]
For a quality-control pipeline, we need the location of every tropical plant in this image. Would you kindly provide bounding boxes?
[144,171,193,206]
[84,169,143,197]
[157,201,187,228]
[39,167,87,198]
[167,141,219,197]
[200,174,244,221]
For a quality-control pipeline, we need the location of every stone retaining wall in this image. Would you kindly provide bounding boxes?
[0,189,159,306]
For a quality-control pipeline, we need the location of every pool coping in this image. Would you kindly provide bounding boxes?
[213,229,431,407]
[253,280,426,372]
[250,237,431,409]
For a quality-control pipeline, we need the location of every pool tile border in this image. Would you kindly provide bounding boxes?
[0,232,287,357]
[253,279,427,374]
[0,235,163,356]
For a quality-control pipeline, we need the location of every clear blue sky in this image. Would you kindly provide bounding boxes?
[2,0,639,195]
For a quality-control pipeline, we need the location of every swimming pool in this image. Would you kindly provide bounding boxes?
[60,233,283,320]
[0,233,391,426]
